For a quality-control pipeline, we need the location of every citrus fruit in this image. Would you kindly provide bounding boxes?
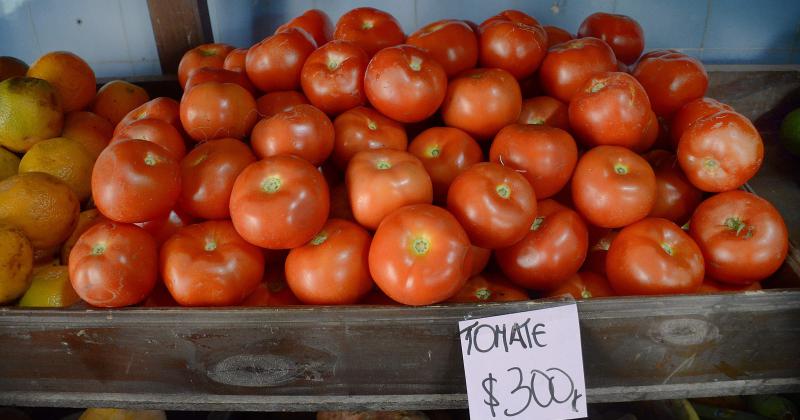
[61,111,113,159]
[18,265,80,307]
[0,77,63,152]
[0,56,28,82]
[0,147,20,181]
[92,80,149,125]
[61,208,108,264]
[780,108,800,157]
[19,136,94,201]
[0,224,34,303]
[27,51,96,112]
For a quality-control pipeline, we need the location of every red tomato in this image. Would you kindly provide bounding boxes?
[250,104,334,166]
[369,204,472,305]
[179,82,258,142]
[276,9,333,47]
[539,37,618,103]
[490,124,578,199]
[578,13,644,65]
[697,278,762,293]
[161,220,264,306]
[447,162,537,249]
[669,97,733,149]
[544,26,574,48]
[329,182,355,222]
[677,111,763,192]
[544,271,613,299]
[332,106,408,168]
[689,190,788,285]
[571,145,656,228]
[111,118,187,160]
[407,127,483,201]
[184,67,255,95]
[496,199,588,291]
[68,222,157,307]
[479,18,547,80]
[246,28,316,93]
[407,19,478,77]
[92,140,180,223]
[346,149,432,230]
[517,96,570,130]
[644,150,703,225]
[300,40,369,115]
[364,45,447,123]
[582,230,618,276]
[480,10,540,28]
[441,68,522,140]
[469,245,492,276]
[285,219,373,304]
[639,108,660,152]
[178,138,256,220]
[222,48,248,73]
[177,43,234,88]
[333,7,405,57]
[241,274,302,306]
[607,217,704,295]
[115,97,184,139]
[447,273,529,303]
[135,207,196,246]
[256,91,309,118]
[632,50,708,117]
[568,72,651,149]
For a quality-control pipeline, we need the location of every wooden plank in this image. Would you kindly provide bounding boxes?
[146,0,213,75]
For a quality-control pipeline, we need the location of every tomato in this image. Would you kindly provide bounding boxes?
[490,124,578,199]
[346,149,432,230]
[447,162,537,249]
[639,109,660,152]
[677,111,763,192]
[632,50,708,117]
[300,40,368,115]
[689,190,788,285]
[644,150,703,225]
[469,245,492,276]
[180,82,258,142]
[285,218,373,304]
[161,220,264,306]
[92,140,180,223]
[68,222,157,307]
[178,138,256,220]
[495,199,588,290]
[582,230,617,276]
[276,9,333,47]
[480,10,540,28]
[571,145,656,228]
[329,182,355,221]
[539,37,618,103]
[250,104,334,166]
[241,272,302,306]
[478,18,547,80]
[177,43,234,88]
[184,67,255,95]
[222,48,248,73]
[544,26,574,48]
[135,207,196,246]
[332,106,408,168]
[230,155,329,248]
[670,97,733,149]
[407,127,482,201]
[364,45,447,123]
[246,28,316,93]
[256,91,309,118]
[698,278,762,293]
[407,19,478,77]
[544,271,613,299]
[115,97,184,139]
[517,96,569,130]
[441,68,522,140]
[142,282,179,307]
[607,217,704,295]
[577,13,644,65]
[110,118,187,160]
[369,204,472,305]
[447,273,529,303]
[333,7,405,57]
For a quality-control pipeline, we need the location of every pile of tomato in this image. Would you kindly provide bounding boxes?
[68,7,789,308]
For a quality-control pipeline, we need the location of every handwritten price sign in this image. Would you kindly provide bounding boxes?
[459,304,587,420]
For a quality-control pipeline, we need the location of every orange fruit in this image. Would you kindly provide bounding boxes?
[61,208,108,264]
[0,56,28,82]
[0,77,63,152]
[92,80,149,126]
[0,224,34,303]
[19,137,94,201]
[18,265,81,307]
[0,147,20,181]
[61,111,113,159]
[27,51,96,112]
[0,172,79,249]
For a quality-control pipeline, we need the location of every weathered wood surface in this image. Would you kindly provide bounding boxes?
[146,0,213,75]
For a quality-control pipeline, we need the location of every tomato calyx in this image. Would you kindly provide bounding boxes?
[375,160,392,170]
[580,288,592,299]
[199,49,218,57]
[91,243,106,256]
[426,145,441,158]
[410,237,431,256]
[261,176,282,193]
[495,183,511,199]
[660,242,674,256]
[361,20,374,30]
[326,57,341,71]
[475,287,492,301]
[724,217,754,238]
[204,238,217,252]
[589,81,606,93]
[144,152,158,166]
[613,163,629,175]
[310,231,328,245]
[366,119,378,130]
[703,158,719,171]
[531,216,544,231]
[527,117,545,125]
[408,56,423,72]
[192,153,208,167]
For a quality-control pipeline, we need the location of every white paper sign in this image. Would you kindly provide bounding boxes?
[459,303,587,420]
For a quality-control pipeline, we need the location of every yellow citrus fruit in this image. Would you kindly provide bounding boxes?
[27,51,96,113]
[0,146,20,181]
[0,224,34,303]
[19,136,94,201]
[61,208,108,264]
[0,77,64,152]
[92,80,149,126]
[79,408,167,420]
[62,111,113,159]
[0,172,79,249]
[18,265,80,307]
[0,56,28,82]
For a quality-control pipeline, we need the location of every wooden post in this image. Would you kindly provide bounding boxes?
[146,0,213,75]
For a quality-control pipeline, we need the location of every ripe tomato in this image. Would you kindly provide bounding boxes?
[68,222,157,307]
[364,45,447,123]
[578,13,644,65]
[689,190,788,285]
[135,207,196,246]
[333,7,405,57]
[256,91,309,118]
[607,217,704,295]
[644,150,703,225]
[568,71,651,149]
[346,149,432,230]
[177,43,234,88]
[517,96,569,130]
[407,126,482,201]
[285,218,373,304]
[246,28,316,93]
[179,82,258,142]
[222,48,248,73]
[469,245,492,276]
[447,273,529,303]
[300,40,369,115]
[698,278,762,293]
[369,204,472,305]
[329,182,355,222]
[496,199,588,291]
[572,145,656,228]
[179,138,256,220]
[479,18,547,80]
[276,9,333,47]
[490,124,578,198]
[115,97,184,139]
[447,162,537,249]
[241,270,302,306]
[539,37,618,103]
[332,106,408,168]
[441,68,521,140]
[544,25,574,48]
[92,140,180,223]
[677,111,763,192]
[161,220,264,306]
[480,10,540,28]
[639,108,661,152]
[544,271,613,299]
[184,67,255,95]
[670,97,734,149]
[632,50,708,117]
[111,118,187,160]
[250,104,334,166]
[582,230,617,276]
[407,19,478,77]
